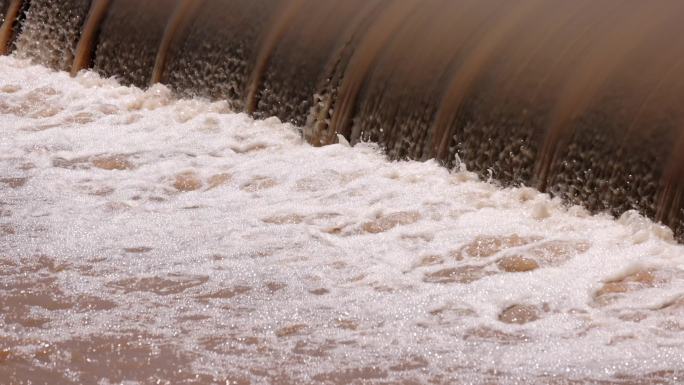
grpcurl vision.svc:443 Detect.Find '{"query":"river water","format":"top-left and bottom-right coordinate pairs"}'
top-left (1, 56), bottom-right (683, 384)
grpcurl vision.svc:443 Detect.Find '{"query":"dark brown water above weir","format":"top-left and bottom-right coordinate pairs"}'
top-left (3, 0), bottom-right (684, 238)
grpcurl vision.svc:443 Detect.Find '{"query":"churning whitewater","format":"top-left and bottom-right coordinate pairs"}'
top-left (1, 56), bottom-right (683, 384)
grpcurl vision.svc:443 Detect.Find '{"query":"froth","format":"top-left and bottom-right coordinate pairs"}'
top-left (1, 56), bottom-right (683, 384)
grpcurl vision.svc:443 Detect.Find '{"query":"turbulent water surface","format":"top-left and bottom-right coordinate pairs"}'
top-left (1, 57), bottom-right (684, 384)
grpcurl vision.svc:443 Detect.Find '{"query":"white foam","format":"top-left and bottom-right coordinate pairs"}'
top-left (1, 56), bottom-right (683, 384)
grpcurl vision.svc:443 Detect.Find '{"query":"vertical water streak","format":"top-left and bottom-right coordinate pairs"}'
top-left (534, 2), bottom-right (674, 192)
top-left (150, 0), bottom-right (201, 85)
top-left (537, 1), bottom-right (684, 221)
top-left (244, 0), bottom-right (307, 115)
top-left (430, 0), bottom-right (544, 161)
top-left (434, 0), bottom-right (603, 184)
top-left (303, 0), bottom-right (382, 146)
top-left (328, 0), bottom-right (420, 142)
top-left (162, 0), bottom-right (284, 110)
top-left (71, 0), bottom-right (109, 76)
top-left (351, 0), bottom-right (495, 161)
top-left (253, 0), bottom-right (372, 125)
top-left (0, 0), bottom-right (23, 55)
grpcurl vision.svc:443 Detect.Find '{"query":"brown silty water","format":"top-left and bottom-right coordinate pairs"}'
top-left (2, 1), bottom-right (684, 384)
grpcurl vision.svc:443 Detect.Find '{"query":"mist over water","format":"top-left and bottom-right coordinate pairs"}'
top-left (1, 57), bottom-right (684, 384)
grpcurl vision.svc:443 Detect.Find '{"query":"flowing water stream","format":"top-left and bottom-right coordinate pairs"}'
top-left (1, 56), bottom-right (684, 384)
